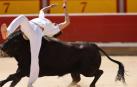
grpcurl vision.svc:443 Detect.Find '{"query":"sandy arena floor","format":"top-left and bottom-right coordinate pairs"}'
top-left (0, 56), bottom-right (137, 87)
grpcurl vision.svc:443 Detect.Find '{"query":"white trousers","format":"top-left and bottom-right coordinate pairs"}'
top-left (7, 15), bottom-right (43, 87)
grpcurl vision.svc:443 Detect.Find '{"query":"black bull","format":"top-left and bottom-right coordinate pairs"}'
top-left (0, 31), bottom-right (125, 87)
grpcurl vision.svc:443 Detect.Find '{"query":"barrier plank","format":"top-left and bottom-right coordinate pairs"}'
top-left (0, 14), bottom-right (137, 43)
top-left (49, 0), bottom-right (117, 13)
top-left (0, 0), bottom-right (40, 14)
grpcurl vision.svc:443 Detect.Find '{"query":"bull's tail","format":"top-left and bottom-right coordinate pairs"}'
top-left (97, 46), bottom-right (126, 83)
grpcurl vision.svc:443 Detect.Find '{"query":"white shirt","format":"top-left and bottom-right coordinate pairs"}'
top-left (30, 10), bottom-right (60, 37)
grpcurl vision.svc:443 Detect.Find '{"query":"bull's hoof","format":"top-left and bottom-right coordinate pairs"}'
top-left (90, 84), bottom-right (95, 87)
top-left (68, 82), bottom-right (81, 87)
top-left (68, 82), bottom-right (76, 87)
top-left (68, 85), bottom-right (81, 87)
top-left (28, 86), bottom-right (33, 87)
top-left (10, 86), bottom-right (15, 87)
top-left (0, 81), bottom-right (3, 87)
top-left (27, 85), bottom-right (34, 87)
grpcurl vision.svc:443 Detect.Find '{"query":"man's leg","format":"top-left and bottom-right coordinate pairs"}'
top-left (0, 15), bottom-right (30, 40)
top-left (28, 34), bottom-right (42, 87)
top-left (28, 39), bottom-right (41, 87)
top-left (1, 15), bottom-right (42, 87)
top-left (7, 16), bottom-right (42, 87)
top-left (20, 23), bottom-right (42, 87)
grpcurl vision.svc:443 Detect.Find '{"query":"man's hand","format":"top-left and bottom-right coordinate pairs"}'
top-left (49, 4), bottom-right (57, 8)
top-left (63, 3), bottom-right (66, 9)
top-left (40, 4), bottom-right (57, 13)
top-left (63, 0), bottom-right (67, 9)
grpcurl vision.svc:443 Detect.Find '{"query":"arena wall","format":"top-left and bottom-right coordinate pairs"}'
top-left (0, 14), bottom-right (137, 43)
top-left (127, 0), bottom-right (137, 12)
top-left (1, 0), bottom-right (137, 14)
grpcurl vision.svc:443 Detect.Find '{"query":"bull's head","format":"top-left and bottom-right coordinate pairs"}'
top-left (1, 31), bottom-right (29, 57)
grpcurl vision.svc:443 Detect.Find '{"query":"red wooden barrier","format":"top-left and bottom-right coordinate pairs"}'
top-left (0, 14), bottom-right (137, 43)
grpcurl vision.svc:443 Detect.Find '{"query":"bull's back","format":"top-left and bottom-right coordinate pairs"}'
top-left (38, 39), bottom-right (101, 76)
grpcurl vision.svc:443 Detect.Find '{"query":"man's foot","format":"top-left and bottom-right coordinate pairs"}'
top-left (1, 23), bottom-right (8, 40)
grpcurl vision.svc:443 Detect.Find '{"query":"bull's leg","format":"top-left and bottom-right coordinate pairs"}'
top-left (0, 68), bottom-right (23, 87)
top-left (10, 74), bottom-right (24, 87)
top-left (0, 73), bottom-right (18, 87)
top-left (90, 70), bottom-right (103, 87)
top-left (69, 73), bottom-right (81, 87)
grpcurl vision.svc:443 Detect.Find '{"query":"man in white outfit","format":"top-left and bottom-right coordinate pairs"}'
top-left (0, 0), bottom-right (70, 87)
